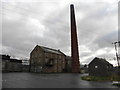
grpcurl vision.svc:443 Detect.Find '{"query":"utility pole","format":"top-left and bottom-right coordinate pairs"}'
top-left (112, 41), bottom-right (120, 67)
top-left (112, 41), bottom-right (120, 86)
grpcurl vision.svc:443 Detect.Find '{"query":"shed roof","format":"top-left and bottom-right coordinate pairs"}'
top-left (89, 57), bottom-right (113, 66)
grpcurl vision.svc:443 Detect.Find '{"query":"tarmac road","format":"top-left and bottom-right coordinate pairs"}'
top-left (2, 72), bottom-right (119, 88)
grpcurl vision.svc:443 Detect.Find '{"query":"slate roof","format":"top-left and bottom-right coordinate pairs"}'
top-left (89, 57), bottom-right (113, 66)
top-left (1, 54), bottom-right (22, 63)
top-left (37, 45), bottom-right (64, 55)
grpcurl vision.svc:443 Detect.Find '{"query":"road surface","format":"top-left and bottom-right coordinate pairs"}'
top-left (2, 72), bottom-right (119, 88)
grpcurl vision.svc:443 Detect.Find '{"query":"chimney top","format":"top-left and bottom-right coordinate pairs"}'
top-left (70, 4), bottom-right (74, 7)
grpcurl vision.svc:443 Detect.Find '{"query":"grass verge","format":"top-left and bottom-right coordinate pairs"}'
top-left (81, 76), bottom-right (120, 81)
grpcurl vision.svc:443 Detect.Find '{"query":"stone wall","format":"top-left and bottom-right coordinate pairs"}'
top-left (2, 59), bottom-right (22, 72)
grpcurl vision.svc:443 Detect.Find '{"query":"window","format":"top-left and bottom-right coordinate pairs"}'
top-left (50, 54), bottom-right (52, 57)
top-left (95, 66), bottom-right (98, 68)
top-left (54, 60), bottom-right (57, 64)
top-left (55, 54), bottom-right (58, 58)
top-left (40, 66), bottom-right (42, 69)
top-left (48, 59), bottom-right (54, 66)
top-left (45, 58), bottom-right (49, 63)
top-left (59, 55), bottom-right (61, 59)
top-left (45, 53), bottom-right (48, 58)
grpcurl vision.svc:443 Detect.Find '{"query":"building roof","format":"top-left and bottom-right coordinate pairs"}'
top-left (37, 45), bottom-right (65, 55)
top-left (0, 54), bottom-right (10, 59)
top-left (89, 57), bottom-right (113, 66)
top-left (0, 54), bottom-right (22, 63)
top-left (9, 59), bottom-right (22, 63)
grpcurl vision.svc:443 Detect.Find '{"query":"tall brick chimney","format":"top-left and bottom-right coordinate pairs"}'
top-left (70, 4), bottom-right (80, 73)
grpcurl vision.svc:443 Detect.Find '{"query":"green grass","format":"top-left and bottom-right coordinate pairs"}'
top-left (112, 81), bottom-right (120, 87)
top-left (112, 83), bottom-right (120, 87)
top-left (81, 75), bottom-right (120, 81)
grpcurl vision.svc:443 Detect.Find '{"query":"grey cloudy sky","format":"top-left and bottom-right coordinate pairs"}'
top-left (1, 0), bottom-right (119, 66)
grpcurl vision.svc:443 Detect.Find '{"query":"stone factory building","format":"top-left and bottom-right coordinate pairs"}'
top-left (29, 45), bottom-right (66, 73)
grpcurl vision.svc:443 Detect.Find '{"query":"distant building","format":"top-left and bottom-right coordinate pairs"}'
top-left (22, 59), bottom-right (29, 65)
top-left (29, 45), bottom-right (66, 73)
top-left (88, 57), bottom-right (114, 77)
top-left (1, 55), bottom-right (22, 72)
top-left (21, 59), bottom-right (30, 72)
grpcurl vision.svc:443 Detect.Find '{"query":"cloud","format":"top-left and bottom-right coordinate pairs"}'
top-left (1, 0), bottom-right (118, 66)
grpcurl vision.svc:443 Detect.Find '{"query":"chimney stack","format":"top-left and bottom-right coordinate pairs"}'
top-left (70, 4), bottom-right (80, 73)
